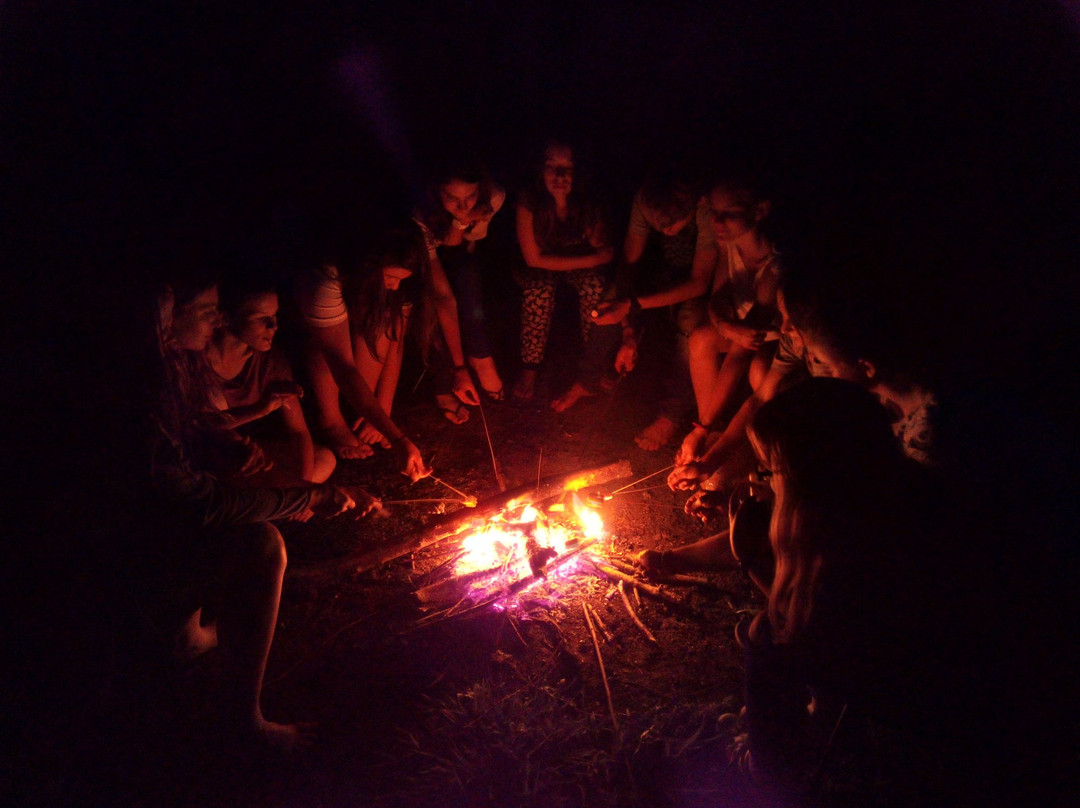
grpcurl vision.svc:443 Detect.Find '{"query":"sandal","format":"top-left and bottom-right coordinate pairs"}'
top-left (435, 395), bottom-right (470, 424)
top-left (482, 386), bottom-right (505, 402)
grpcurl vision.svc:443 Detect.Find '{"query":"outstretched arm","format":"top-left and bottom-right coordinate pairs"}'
top-left (594, 237), bottom-right (717, 325)
top-left (308, 320), bottom-right (429, 480)
top-left (428, 252), bottom-right (480, 405)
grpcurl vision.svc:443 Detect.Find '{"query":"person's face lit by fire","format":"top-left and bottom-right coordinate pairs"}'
top-left (382, 265), bottom-right (413, 292)
top-left (439, 179), bottom-right (480, 222)
top-left (231, 292), bottom-right (279, 353)
top-left (799, 327), bottom-right (872, 386)
top-left (171, 286), bottom-right (220, 352)
top-left (542, 145), bottom-right (574, 199)
top-left (706, 186), bottom-right (766, 243)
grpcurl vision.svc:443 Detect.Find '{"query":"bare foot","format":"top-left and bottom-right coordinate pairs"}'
top-left (512, 369), bottom-right (537, 402)
top-left (321, 423), bottom-right (373, 460)
top-left (435, 393), bottom-right (469, 424)
top-left (469, 355), bottom-right (504, 400)
top-left (635, 415), bottom-right (679, 451)
top-left (174, 609), bottom-right (218, 662)
top-left (550, 382), bottom-right (594, 412)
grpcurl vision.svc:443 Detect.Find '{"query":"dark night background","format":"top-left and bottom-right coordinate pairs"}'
top-left (4, 0), bottom-right (1080, 804)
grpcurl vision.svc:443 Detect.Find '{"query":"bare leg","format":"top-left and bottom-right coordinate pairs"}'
top-left (700, 345), bottom-right (754, 429)
top-left (305, 344), bottom-right (366, 458)
top-left (688, 325), bottom-right (728, 422)
top-left (354, 330), bottom-right (397, 443)
top-left (216, 522), bottom-right (311, 752)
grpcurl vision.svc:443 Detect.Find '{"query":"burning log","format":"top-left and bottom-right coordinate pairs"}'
top-left (353, 459), bottom-right (632, 574)
top-left (412, 539), bottom-right (597, 622)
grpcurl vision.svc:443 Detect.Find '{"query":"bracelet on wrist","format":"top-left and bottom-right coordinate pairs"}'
top-left (453, 364), bottom-right (468, 372)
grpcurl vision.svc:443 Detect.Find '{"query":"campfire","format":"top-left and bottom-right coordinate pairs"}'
top-left (417, 491), bottom-right (607, 614)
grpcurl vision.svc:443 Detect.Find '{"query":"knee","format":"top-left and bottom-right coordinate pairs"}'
top-left (249, 522), bottom-right (287, 573)
top-left (311, 445), bottom-right (337, 484)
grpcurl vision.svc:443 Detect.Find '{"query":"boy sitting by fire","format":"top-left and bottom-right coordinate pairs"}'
top-left (580, 164), bottom-right (717, 451)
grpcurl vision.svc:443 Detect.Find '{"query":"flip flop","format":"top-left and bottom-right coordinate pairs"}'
top-left (482, 386), bottom-right (505, 402)
top-left (437, 399), bottom-right (470, 424)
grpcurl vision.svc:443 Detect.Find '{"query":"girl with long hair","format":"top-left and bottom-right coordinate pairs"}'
top-left (413, 159), bottom-right (506, 415)
top-left (739, 378), bottom-right (946, 800)
top-left (513, 140), bottom-right (615, 401)
top-left (296, 226), bottom-right (431, 477)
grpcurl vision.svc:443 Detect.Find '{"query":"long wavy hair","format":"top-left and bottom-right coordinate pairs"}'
top-left (342, 226), bottom-right (434, 362)
top-left (523, 139), bottom-right (603, 251)
top-left (748, 378), bottom-right (913, 644)
top-left (150, 276), bottom-right (219, 472)
top-left (415, 159), bottom-right (499, 243)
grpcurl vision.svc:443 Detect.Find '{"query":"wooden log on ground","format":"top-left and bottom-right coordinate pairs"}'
top-left (352, 459), bottom-right (633, 574)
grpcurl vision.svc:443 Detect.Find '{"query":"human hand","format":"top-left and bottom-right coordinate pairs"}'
top-left (235, 436), bottom-right (273, 476)
top-left (668, 462), bottom-right (708, 491)
top-left (614, 343), bottom-right (638, 374)
top-left (452, 367), bottom-right (480, 406)
top-left (259, 380), bottom-right (304, 414)
top-left (675, 425), bottom-right (708, 466)
top-left (595, 246), bottom-right (615, 265)
top-left (393, 437), bottom-right (431, 482)
top-left (720, 321), bottom-right (766, 350)
top-left (635, 548), bottom-right (668, 576)
top-left (592, 299), bottom-right (630, 326)
top-left (684, 488), bottom-right (727, 524)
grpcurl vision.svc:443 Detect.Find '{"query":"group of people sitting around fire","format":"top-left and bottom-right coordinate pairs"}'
top-left (143, 139), bottom-right (1052, 804)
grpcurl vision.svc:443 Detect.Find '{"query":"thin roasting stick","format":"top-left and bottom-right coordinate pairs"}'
top-left (582, 603), bottom-right (619, 733)
top-left (612, 482), bottom-right (672, 495)
top-left (610, 464), bottom-right (677, 495)
top-left (618, 581), bottom-right (658, 644)
top-left (429, 475), bottom-right (472, 501)
top-left (381, 498), bottom-right (472, 506)
top-left (476, 398), bottom-right (507, 492)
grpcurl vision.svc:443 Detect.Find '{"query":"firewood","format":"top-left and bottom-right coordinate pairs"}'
top-left (589, 563), bottom-right (686, 608)
top-left (618, 580), bottom-right (658, 645)
top-left (352, 459), bottom-right (632, 574)
top-left (582, 603), bottom-right (619, 734)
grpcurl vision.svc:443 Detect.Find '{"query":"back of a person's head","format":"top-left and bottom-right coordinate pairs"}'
top-left (780, 222), bottom-right (940, 392)
top-left (217, 271), bottom-right (276, 320)
top-left (751, 377), bottom-right (904, 498)
top-left (639, 164), bottom-right (698, 229)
